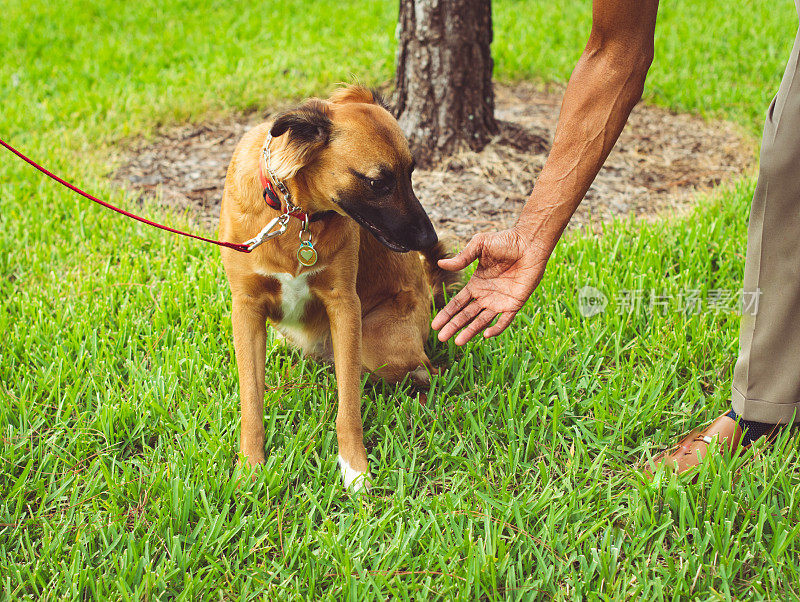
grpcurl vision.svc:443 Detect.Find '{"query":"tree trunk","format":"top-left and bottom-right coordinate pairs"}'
top-left (394, 0), bottom-right (498, 165)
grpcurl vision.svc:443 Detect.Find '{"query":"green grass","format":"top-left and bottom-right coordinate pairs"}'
top-left (2, 0), bottom-right (800, 599)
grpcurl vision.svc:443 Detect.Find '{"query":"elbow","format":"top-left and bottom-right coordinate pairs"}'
top-left (628, 48), bottom-right (653, 103)
top-left (585, 36), bottom-right (653, 101)
top-left (586, 25), bottom-right (654, 75)
top-left (635, 44), bottom-right (655, 87)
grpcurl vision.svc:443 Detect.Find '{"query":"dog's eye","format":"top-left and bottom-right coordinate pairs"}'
top-left (369, 178), bottom-right (391, 193)
top-left (351, 169), bottom-right (395, 194)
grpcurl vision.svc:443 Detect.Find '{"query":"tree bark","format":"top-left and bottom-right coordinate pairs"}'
top-left (394, 0), bottom-right (498, 165)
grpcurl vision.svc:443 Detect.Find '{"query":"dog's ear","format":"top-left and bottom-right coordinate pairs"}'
top-left (329, 85), bottom-right (392, 112)
top-left (368, 89), bottom-right (392, 112)
top-left (268, 99), bottom-right (332, 179)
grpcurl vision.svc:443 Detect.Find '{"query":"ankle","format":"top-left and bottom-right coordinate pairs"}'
top-left (726, 408), bottom-right (780, 446)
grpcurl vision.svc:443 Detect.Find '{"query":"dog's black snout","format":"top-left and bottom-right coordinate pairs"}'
top-left (414, 222), bottom-right (438, 250)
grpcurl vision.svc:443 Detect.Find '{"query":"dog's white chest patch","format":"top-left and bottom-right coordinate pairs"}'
top-left (273, 272), bottom-right (314, 326)
top-left (259, 270), bottom-right (324, 354)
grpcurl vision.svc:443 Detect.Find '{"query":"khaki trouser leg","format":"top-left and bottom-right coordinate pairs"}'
top-left (732, 19), bottom-right (800, 424)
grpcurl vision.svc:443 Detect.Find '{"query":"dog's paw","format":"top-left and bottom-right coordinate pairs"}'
top-left (338, 455), bottom-right (371, 493)
top-left (409, 366), bottom-right (431, 389)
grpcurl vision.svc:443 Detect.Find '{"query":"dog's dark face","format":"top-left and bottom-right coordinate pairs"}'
top-left (268, 86), bottom-right (437, 252)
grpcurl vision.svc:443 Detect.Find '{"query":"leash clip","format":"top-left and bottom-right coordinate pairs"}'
top-left (243, 214), bottom-right (291, 251)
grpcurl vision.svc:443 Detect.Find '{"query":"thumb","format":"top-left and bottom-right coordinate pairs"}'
top-left (437, 234), bottom-right (484, 272)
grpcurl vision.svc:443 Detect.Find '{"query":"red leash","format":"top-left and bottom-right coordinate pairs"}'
top-left (0, 137), bottom-right (253, 253)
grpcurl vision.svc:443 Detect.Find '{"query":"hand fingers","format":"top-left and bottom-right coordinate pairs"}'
top-left (483, 311), bottom-right (517, 339)
top-left (454, 308), bottom-right (498, 346)
top-left (431, 284), bottom-right (475, 331)
top-left (436, 234), bottom-right (483, 272)
top-left (436, 299), bottom-right (482, 342)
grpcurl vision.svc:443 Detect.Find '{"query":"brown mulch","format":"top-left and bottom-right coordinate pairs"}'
top-left (112, 83), bottom-right (755, 244)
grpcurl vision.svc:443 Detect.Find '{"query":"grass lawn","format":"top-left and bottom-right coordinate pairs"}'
top-left (2, 0), bottom-right (800, 599)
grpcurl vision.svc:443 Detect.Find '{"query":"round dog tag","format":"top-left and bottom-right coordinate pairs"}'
top-left (297, 240), bottom-right (318, 267)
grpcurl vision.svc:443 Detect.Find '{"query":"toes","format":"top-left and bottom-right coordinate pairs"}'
top-left (349, 473), bottom-right (371, 493)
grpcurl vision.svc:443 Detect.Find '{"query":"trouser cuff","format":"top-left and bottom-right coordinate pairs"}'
top-left (732, 386), bottom-right (800, 424)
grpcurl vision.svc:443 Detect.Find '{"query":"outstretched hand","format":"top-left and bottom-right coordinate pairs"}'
top-left (431, 228), bottom-right (551, 345)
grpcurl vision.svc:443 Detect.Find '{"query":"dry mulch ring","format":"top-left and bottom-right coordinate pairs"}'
top-left (114, 83), bottom-right (755, 245)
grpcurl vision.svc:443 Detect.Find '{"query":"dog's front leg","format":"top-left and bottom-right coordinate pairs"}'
top-left (319, 287), bottom-right (369, 491)
top-left (231, 295), bottom-right (268, 467)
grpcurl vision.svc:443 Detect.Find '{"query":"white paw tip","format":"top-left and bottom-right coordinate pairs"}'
top-left (338, 455), bottom-right (371, 492)
top-left (409, 367), bottom-right (431, 387)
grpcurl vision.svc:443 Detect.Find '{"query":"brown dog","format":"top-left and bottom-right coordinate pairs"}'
top-left (219, 86), bottom-right (458, 491)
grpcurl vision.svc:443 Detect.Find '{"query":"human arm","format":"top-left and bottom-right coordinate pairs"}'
top-left (432, 0), bottom-right (659, 344)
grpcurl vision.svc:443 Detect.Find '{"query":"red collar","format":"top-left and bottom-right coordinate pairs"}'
top-left (258, 162), bottom-right (308, 220)
top-left (258, 157), bottom-right (337, 224)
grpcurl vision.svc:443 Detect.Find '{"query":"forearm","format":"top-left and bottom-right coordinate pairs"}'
top-left (516, 43), bottom-right (653, 252)
top-left (433, 0), bottom-right (659, 343)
